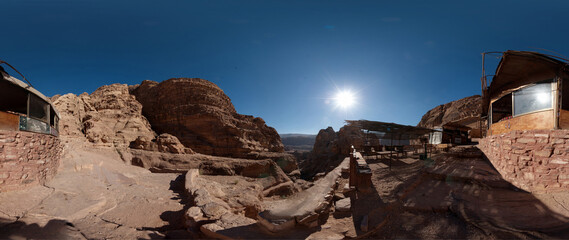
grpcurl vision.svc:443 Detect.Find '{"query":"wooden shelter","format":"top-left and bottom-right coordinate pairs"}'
top-left (481, 51), bottom-right (569, 135)
top-left (346, 120), bottom-right (435, 167)
top-left (0, 62), bottom-right (60, 136)
top-left (429, 122), bottom-right (471, 144)
top-left (346, 120), bottom-right (434, 141)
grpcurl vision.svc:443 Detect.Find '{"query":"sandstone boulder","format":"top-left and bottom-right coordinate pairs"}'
top-left (130, 78), bottom-right (285, 158)
top-left (335, 198), bottom-right (351, 212)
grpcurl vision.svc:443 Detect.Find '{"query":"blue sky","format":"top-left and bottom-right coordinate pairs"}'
top-left (2, 0), bottom-right (569, 134)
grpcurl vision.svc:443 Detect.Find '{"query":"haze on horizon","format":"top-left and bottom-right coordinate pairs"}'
top-left (2, 0), bottom-right (569, 134)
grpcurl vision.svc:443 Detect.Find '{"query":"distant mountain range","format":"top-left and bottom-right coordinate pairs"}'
top-left (279, 133), bottom-right (317, 152)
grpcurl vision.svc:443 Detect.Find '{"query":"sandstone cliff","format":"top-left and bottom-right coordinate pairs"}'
top-left (417, 95), bottom-right (482, 130)
top-left (52, 84), bottom-right (157, 147)
top-left (52, 79), bottom-right (297, 174)
top-left (130, 78), bottom-right (286, 159)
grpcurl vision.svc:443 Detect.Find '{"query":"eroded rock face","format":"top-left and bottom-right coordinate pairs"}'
top-left (417, 95), bottom-right (482, 128)
top-left (300, 126), bottom-right (367, 179)
top-left (52, 84), bottom-right (157, 147)
top-left (130, 133), bottom-right (194, 154)
top-left (52, 93), bottom-right (89, 137)
top-left (130, 78), bottom-right (285, 158)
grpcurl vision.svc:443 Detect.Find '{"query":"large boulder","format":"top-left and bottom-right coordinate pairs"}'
top-left (130, 78), bottom-right (285, 159)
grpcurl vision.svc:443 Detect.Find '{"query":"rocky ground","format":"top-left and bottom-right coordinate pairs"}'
top-left (357, 146), bottom-right (569, 239)
top-left (2, 140), bottom-right (569, 239)
top-left (0, 137), bottom-right (191, 239)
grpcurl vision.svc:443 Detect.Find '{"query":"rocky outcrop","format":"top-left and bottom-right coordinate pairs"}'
top-left (417, 95), bottom-right (482, 128)
top-left (52, 84), bottom-right (157, 147)
top-left (130, 78), bottom-right (285, 159)
top-left (53, 79), bottom-right (297, 174)
top-left (300, 126), bottom-right (368, 179)
top-left (51, 93), bottom-right (89, 137)
top-left (130, 133), bottom-right (194, 154)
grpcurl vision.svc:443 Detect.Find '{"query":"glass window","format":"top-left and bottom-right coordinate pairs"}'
top-left (0, 81), bottom-right (28, 115)
top-left (491, 93), bottom-right (512, 124)
top-left (513, 81), bottom-right (553, 116)
top-left (28, 94), bottom-right (49, 122)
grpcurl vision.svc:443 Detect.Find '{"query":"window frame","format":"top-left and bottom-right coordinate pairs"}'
top-left (512, 79), bottom-right (555, 118)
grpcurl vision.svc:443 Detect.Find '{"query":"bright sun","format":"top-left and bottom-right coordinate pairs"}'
top-left (334, 90), bottom-right (355, 109)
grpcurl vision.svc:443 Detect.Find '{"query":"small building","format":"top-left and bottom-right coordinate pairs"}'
top-left (0, 62), bottom-right (62, 192)
top-left (479, 50), bottom-right (569, 193)
top-left (428, 122), bottom-right (470, 145)
top-left (482, 50), bottom-right (569, 135)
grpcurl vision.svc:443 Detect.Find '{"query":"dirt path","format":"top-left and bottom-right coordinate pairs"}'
top-left (0, 138), bottom-right (190, 239)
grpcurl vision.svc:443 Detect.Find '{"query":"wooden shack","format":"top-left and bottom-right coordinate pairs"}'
top-left (0, 65), bottom-right (60, 135)
top-left (0, 62), bottom-right (62, 191)
top-left (482, 51), bottom-right (569, 135)
top-left (429, 122), bottom-right (470, 145)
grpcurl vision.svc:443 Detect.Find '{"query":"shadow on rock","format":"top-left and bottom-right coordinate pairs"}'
top-left (139, 174), bottom-right (196, 239)
top-left (0, 218), bottom-right (86, 239)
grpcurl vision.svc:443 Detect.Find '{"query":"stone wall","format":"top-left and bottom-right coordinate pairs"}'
top-left (479, 129), bottom-right (569, 193)
top-left (0, 130), bottom-right (62, 192)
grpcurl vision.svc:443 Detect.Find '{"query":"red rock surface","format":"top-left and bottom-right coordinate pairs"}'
top-left (130, 78), bottom-right (285, 159)
top-left (301, 126), bottom-right (371, 178)
top-left (417, 95), bottom-right (482, 128)
top-left (52, 84), bottom-right (157, 147)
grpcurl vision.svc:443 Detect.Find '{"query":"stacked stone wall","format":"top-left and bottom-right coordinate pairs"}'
top-left (0, 130), bottom-right (62, 192)
top-left (479, 129), bottom-right (569, 193)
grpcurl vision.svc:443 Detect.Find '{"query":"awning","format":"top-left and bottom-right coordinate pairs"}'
top-left (346, 120), bottom-right (435, 140)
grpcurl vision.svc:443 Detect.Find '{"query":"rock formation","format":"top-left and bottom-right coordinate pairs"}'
top-left (52, 84), bottom-right (157, 147)
top-left (130, 78), bottom-right (294, 165)
top-left (52, 79), bottom-right (297, 174)
top-left (130, 133), bottom-right (194, 154)
top-left (300, 126), bottom-right (368, 179)
top-left (417, 95), bottom-right (482, 128)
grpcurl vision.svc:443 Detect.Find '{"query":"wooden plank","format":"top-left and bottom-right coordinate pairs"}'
top-left (0, 111), bottom-right (20, 131)
top-left (489, 110), bottom-right (554, 135)
top-left (559, 110), bottom-right (569, 129)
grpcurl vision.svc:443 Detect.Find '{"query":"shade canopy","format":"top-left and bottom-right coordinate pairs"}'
top-left (346, 120), bottom-right (435, 140)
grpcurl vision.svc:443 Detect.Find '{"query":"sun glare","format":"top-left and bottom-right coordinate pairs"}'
top-left (334, 90), bottom-right (355, 109)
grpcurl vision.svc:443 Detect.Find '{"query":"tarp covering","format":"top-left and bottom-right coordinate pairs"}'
top-left (346, 120), bottom-right (435, 140)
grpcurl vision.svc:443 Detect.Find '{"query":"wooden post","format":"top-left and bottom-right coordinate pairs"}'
top-left (349, 145), bottom-right (356, 187)
top-left (389, 133), bottom-right (393, 171)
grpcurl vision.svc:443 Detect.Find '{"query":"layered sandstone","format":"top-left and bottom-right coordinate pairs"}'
top-left (130, 78), bottom-right (285, 159)
top-left (52, 84), bottom-right (157, 147)
top-left (52, 79), bottom-right (296, 174)
top-left (417, 95), bottom-right (482, 129)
